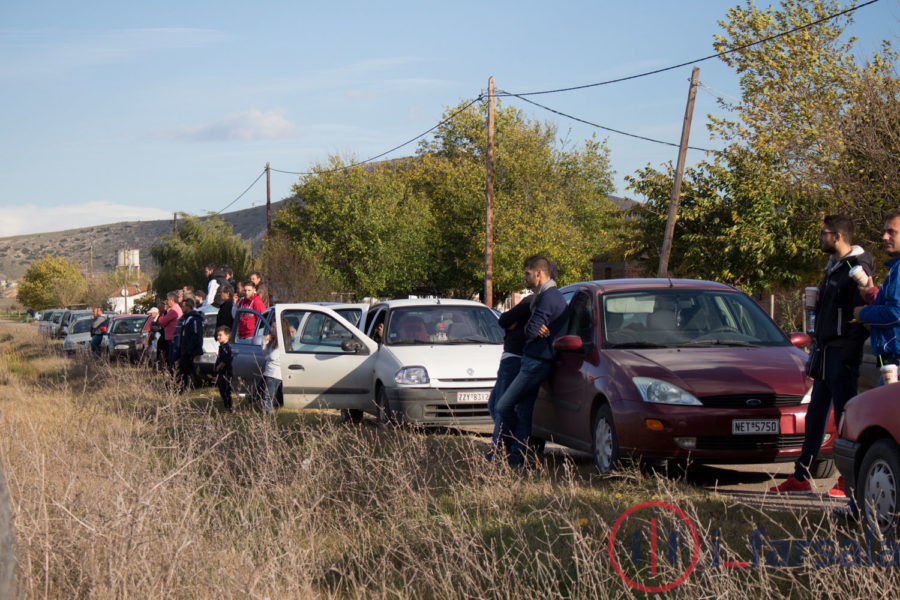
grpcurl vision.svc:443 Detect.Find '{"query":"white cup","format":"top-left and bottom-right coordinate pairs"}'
top-left (849, 265), bottom-right (868, 287)
top-left (882, 364), bottom-right (898, 385)
top-left (804, 286), bottom-right (818, 310)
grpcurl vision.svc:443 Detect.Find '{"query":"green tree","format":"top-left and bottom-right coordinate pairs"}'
top-left (17, 255), bottom-right (86, 310)
top-left (149, 214), bottom-right (251, 298)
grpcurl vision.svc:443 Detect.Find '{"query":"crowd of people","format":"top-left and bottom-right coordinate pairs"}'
top-left (87, 264), bottom-right (279, 414)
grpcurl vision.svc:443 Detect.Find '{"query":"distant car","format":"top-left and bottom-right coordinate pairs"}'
top-left (230, 299), bottom-right (503, 426)
top-left (530, 279), bottom-right (830, 474)
top-left (106, 315), bottom-right (151, 362)
top-left (57, 309), bottom-right (92, 339)
top-left (834, 384), bottom-right (900, 536)
top-left (62, 317), bottom-right (94, 355)
top-left (38, 310), bottom-right (64, 336)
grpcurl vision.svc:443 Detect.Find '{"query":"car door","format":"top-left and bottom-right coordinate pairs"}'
top-left (230, 307), bottom-right (271, 394)
top-left (276, 304), bottom-right (378, 410)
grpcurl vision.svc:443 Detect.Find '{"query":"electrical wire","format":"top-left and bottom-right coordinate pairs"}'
top-left (215, 168), bottom-right (267, 215)
top-left (269, 95), bottom-right (486, 176)
top-left (500, 89), bottom-right (715, 152)
top-left (495, 0), bottom-right (880, 98)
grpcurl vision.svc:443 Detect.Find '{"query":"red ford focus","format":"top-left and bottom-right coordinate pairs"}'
top-left (531, 279), bottom-right (833, 474)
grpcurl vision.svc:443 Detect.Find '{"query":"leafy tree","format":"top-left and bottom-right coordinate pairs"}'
top-left (253, 233), bottom-right (336, 303)
top-left (17, 255), bottom-right (86, 310)
top-left (277, 100), bottom-right (625, 301)
top-left (149, 214), bottom-right (251, 298)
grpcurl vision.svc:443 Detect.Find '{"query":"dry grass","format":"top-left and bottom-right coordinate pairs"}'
top-left (2, 322), bottom-right (900, 598)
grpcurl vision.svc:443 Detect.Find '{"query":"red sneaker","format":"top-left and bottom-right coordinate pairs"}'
top-left (827, 476), bottom-right (846, 498)
top-left (769, 476), bottom-right (811, 494)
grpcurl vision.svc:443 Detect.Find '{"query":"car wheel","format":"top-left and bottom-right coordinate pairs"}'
top-left (591, 403), bottom-right (619, 474)
top-left (810, 457), bottom-right (836, 479)
top-left (375, 386), bottom-right (397, 426)
top-left (857, 438), bottom-right (900, 537)
top-left (341, 409), bottom-right (364, 424)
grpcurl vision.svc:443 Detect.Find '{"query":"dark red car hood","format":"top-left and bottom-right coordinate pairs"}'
top-left (612, 346), bottom-right (810, 397)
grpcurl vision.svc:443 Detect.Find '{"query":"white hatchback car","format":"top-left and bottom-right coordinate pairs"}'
top-left (231, 299), bottom-right (503, 427)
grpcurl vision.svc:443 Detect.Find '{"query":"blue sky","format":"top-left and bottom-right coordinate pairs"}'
top-left (1, 0), bottom-right (897, 237)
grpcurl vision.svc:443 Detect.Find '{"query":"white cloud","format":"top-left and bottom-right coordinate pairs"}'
top-left (0, 202), bottom-right (172, 238)
top-left (157, 109), bottom-right (299, 142)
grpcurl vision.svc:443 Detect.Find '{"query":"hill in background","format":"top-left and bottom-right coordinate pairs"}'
top-left (0, 201), bottom-right (286, 281)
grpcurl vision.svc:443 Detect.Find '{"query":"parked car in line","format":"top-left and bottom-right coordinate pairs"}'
top-left (230, 299), bottom-right (503, 426)
top-left (38, 309), bottom-right (65, 336)
top-left (62, 317), bottom-right (94, 355)
top-left (106, 314), bottom-right (151, 363)
top-left (530, 279), bottom-right (830, 474)
top-left (834, 384), bottom-right (900, 536)
top-left (310, 302), bottom-right (370, 327)
top-left (57, 309), bottom-right (92, 339)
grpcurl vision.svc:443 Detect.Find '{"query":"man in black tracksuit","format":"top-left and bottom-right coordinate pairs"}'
top-left (177, 298), bottom-right (205, 393)
top-left (771, 215), bottom-right (873, 496)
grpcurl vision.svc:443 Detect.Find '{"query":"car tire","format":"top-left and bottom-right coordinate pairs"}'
top-left (591, 403), bottom-right (619, 474)
top-left (341, 409), bottom-right (364, 424)
top-left (856, 438), bottom-right (900, 537)
top-left (810, 457), bottom-right (836, 479)
top-left (375, 386), bottom-right (397, 426)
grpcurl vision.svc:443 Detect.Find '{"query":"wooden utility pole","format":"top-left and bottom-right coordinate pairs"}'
top-left (484, 76), bottom-right (495, 308)
top-left (657, 67), bottom-right (700, 278)
top-left (266, 162), bottom-right (272, 238)
top-left (173, 213), bottom-right (177, 233)
top-left (89, 243), bottom-right (94, 281)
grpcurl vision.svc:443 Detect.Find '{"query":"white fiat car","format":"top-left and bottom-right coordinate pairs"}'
top-left (231, 299), bottom-right (503, 427)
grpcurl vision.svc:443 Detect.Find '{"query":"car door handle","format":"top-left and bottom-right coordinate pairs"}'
top-left (289, 364), bottom-right (304, 370)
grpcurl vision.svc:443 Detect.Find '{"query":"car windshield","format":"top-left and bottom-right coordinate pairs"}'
top-left (601, 289), bottom-right (789, 348)
top-left (385, 306), bottom-right (503, 346)
top-left (72, 318), bottom-right (93, 334)
top-left (111, 317), bottom-right (147, 334)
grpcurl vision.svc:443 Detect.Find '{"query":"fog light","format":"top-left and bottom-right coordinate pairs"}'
top-left (645, 419), bottom-right (665, 431)
top-left (674, 437), bottom-right (697, 449)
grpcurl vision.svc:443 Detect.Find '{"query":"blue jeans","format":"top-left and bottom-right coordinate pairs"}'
top-left (262, 376), bottom-right (280, 415)
top-left (489, 355), bottom-right (522, 451)
top-left (90, 334), bottom-right (103, 358)
top-left (494, 356), bottom-right (553, 466)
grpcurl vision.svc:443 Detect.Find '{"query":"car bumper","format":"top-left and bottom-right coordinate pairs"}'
top-left (612, 403), bottom-right (832, 464)
top-left (833, 438), bottom-right (860, 487)
top-left (385, 386), bottom-right (493, 427)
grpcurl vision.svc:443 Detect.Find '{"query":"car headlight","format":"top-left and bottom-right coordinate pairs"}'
top-left (632, 377), bottom-right (702, 406)
top-left (801, 386), bottom-right (812, 404)
top-left (395, 366), bottom-right (429, 385)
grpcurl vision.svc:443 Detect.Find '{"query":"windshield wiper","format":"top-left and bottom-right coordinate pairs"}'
top-left (678, 339), bottom-right (755, 347)
top-left (445, 337), bottom-right (498, 344)
top-left (606, 342), bottom-right (671, 349)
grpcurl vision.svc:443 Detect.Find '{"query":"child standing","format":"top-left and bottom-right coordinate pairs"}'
top-left (214, 326), bottom-right (234, 413)
top-left (261, 328), bottom-right (282, 415)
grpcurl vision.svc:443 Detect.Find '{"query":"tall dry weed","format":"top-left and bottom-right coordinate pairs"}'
top-left (2, 323), bottom-right (900, 598)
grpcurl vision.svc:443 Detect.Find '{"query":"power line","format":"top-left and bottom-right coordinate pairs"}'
top-left (501, 89), bottom-right (714, 152)
top-left (270, 95), bottom-right (486, 176)
top-left (215, 168), bottom-right (266, 215)
top-left (496, 0), bottom-right (880, 98)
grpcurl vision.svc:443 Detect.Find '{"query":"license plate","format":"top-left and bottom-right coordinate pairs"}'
top-left (732, 419), bottom-right (779, 434)
top-left (115, 344), bottom-right (129, 350)
top-left (457, 391), bottom-right (489, 403)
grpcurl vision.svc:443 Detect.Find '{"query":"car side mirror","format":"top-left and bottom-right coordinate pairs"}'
top-left (341, 339), bottom-right (368, 355)
top-left (553, 335), bottom-right (584, 353)
top-left (789, 332), bottom-right (812, 348)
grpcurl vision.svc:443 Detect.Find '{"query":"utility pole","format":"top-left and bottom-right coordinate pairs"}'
top-left (89, 243), bottom-right (94, 281)
top-left (657, 67), bottom-right (700, 278)
top-left (484, 76), bottom-right (495, 308)
top-left (266, 162), bottom-right (272, 239)
top-left (173, 212), bottom-right (177, 233)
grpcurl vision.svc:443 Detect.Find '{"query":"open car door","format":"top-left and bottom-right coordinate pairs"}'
top-left (276, 304), bottom-right (378, 410)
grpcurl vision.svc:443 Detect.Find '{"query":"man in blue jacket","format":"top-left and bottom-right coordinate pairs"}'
top-left (856, 209), bottom-right (900, 377)
top-left (493, 255), bottom-right (568, 467)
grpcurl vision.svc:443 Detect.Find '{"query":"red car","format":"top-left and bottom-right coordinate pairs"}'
top-left (531, 279), bottom-right (832, 473)
top-left (834, 384), bottom-right (900, 535)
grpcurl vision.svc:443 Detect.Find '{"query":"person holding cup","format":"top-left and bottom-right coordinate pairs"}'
top-left (771, 215), bottom-right (873, 496)
top-left (855, 209), bottom-right (900, 385)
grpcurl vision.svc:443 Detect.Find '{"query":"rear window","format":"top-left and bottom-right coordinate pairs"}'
top-left (385, 306), bottom-right (503, 346)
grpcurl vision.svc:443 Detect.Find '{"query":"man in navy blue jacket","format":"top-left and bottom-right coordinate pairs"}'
top-left (494, 255), bottom-right (568, 466)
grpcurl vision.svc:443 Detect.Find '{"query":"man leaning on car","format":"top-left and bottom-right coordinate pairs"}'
top-left (771, 215), bottom-right (873, 496)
